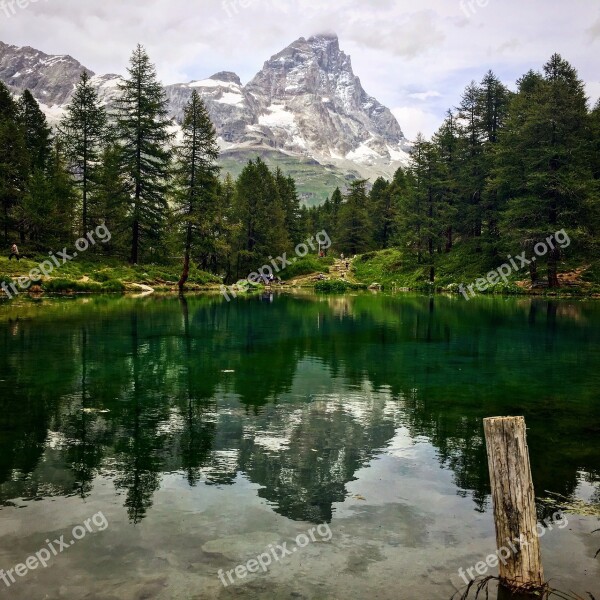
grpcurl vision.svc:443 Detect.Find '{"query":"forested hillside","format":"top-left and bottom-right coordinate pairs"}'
top-left (307, 55), bottom-right (600, 291)
top-left (1, 48), bottom-right (598, 293)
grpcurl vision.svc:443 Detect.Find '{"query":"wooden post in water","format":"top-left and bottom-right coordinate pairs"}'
top-left (483, 416), bottom-right (544, 593)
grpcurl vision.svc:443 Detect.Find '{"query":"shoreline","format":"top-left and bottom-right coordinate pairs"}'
top-left (2, 284), bottom-right (599, 304)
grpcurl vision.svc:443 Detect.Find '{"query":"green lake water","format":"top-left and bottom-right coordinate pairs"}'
top-left (0, 293), bottom-right (598, 599)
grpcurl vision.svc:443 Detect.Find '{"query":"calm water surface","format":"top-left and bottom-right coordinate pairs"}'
top-left (0, 293), bottom-right (598, 599)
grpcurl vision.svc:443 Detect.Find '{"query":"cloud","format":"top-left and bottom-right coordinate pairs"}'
top-left (587, 17), bottom-right (600, 41)
top-left (585, 81), bottom-right (600, 108)
top-left (392, 106), bottom-right (442, 139)
top-left (344, 10), bottom-right (446, 58)
top-left (0, 0), bottom-right (597, 140)
top-left (409, 91), bottom-right (442, 101)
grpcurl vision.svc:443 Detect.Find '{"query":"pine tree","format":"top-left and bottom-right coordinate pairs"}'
top-left (214, 173), bottom-right (239, 280)
top-left (591, 100), bottom-right (600, 182)
top-left (479, 71), bottom-right (510, 145)
top-left (116, 44), bottom-right (172, 264)
top-left (456, 81), bottom-right (486, 246)
top-left (329, 186), bottom-right (343, 241)
top-left (17, 90), bottom-right (52, 174)
top-left (496, 56), bottom-right (592, 287)
top-left (173, 90), bottom-right (220, 289)
top-left (60, 72), bottom-right (107, 234)
top-left (433, 111), bottom-right (460, 251)
top-left (478, 72), bottom-right (511, 248)
top-left (274, 168), bottom-right (302, 245)
top-left (586, 100), bottom-right (600, 255)
top-left (397, 135), bottom-right (427, 264)
top-left (21, 139), bottom-right (77, 247)
top-left (234, 158), bottom-right (289, 278)
top-left (0, 83), bottom-right (28, 243)
top-left (338, 180), bottom-right (373, 255)
top-left (398, 134), bottom-right (454, 281)
top-left (369, 176), bottom-right (396, 249)
top-left (93, 144), bottom-right (130, 256)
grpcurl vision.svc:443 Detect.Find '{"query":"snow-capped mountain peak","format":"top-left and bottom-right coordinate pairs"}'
top-left (0, 35), bottom-right (411, 200)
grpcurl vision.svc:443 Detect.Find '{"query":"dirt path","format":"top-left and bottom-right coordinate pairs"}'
top-left (283, 257), bottom-right (357, 288)
top-left (329, 258), bottom-right (356, 281)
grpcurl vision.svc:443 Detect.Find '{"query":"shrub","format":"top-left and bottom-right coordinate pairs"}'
top-left (314, 280), bottom-right (366, 293)
top-left (101, 280), bottom-right (126, 293)
top-left (280, 256), bottom-right (334, 280)
top-left (42, 279), bottom-right (103, 294)
top-left (357, 252), bottom-right (378, 263)
top-left (0, 274), bottom-right (14, 299)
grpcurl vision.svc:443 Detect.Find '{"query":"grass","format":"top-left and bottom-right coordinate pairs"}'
top-left (0, 253), bottom-right (220, 300)
top-left (351, 241), bottom-right (600, 297)
top-left (279, 255), bottom-right (335, 281)
top-left (314, 279), bottom-right (367, 293)
top-left (540, 491), bottom-right (600, 517)
top-left (453, 576), bottom-right (596, 600)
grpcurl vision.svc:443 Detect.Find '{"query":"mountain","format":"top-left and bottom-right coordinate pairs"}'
top-left (0, 35), bottom-right (410, 203)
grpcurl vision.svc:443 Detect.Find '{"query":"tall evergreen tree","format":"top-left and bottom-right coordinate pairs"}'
top-left (21, 139), bottom-right (77, 246)
top-left (329, 186), bottom-right (343, 241)
top-left (234, 158), bottom-right (289, 279)
top-left (495, 56), bottom-right (592, 287)
top-left (456, 81), bottom-right (486, 246)
top-left (478, 72), bottom-right (511, 248)
top-left (17, 90), bottom-right (52, 174)
top-left (0, 83), bottom-right (28, 243)
top-left (591, 100), bottom-right (600, 182)
top-left (60, 72), bottom-right (107, 234)
top-left (434, 110), bottom-right (460, 252)
top-left (93, 144), bottom-right (130, 256)
top-left (479, 71), bottom-right (510, 145)
top-left (398, 135), bottom-right (453, 281)
top-left (275, 168), bottom-right (302, 245)
top-left (369, 176), bottom-right (396, 249)
top-left (338, 180), bottom-right (373, 255)
top-left (116, 44), bottom-right (172, 264)
top-left (173, 91), bottom-right (220, 289)
top-left (214, 173), bottom-right (239, 280)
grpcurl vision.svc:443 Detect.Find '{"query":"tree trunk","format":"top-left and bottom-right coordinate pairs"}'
top-left (178, 223), bottom-right (193, 290)
top-left (483, 416), bottom-right (544, 593)
top-left (548, 200), bottom-right (559, 288)
top-left (131, 218), bottom-right (139, 264)
top-left (179, 251), bottom-right (190, 291)
top-left (3, 203), bottom-right (8, 244)
top-left (529, 260), bottom-right (538, 285)
top-left (547, 247), bottom-right (560, 288)
top-left (445, 226), bottom-right (453, 253)
top-left (83, 139), bottom-right (88, 236)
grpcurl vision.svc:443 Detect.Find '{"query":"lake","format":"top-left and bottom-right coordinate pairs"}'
top-left (0, 293), bottom-right (598, 599)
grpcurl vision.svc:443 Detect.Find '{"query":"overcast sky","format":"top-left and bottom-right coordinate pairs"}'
top-left (1, 0), bottom-right (598, 138)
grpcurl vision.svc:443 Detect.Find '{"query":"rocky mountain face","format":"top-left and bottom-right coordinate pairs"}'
top-left (0, 35), bottom-right (410, 201)
top-left (244, 34), bottom-right (409, 162)
top-left (0, 40), bottom-right (92, 105)
top-left (163, 34), bottom-right (411, 173)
